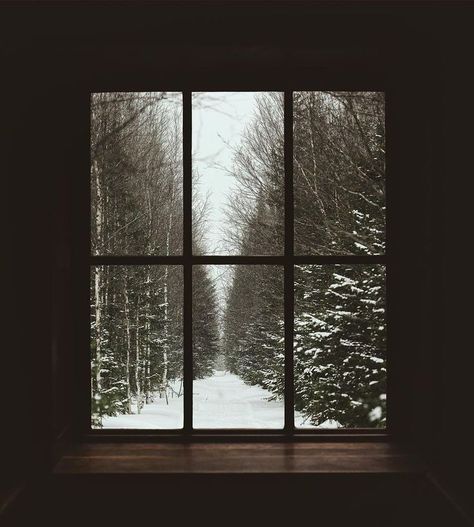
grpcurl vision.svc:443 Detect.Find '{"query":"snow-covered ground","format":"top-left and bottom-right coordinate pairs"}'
top-left (193, 371), bottom-right (284, 429)
top-left (101, 371), bottom-right (329, 429)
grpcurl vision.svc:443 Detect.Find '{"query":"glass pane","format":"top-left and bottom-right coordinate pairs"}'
top-left (294, 91), bottom-right (385, 255)
top-left (294, 264), bottom-right (386, 428)
top-left (192, 92), bottom-right (284, 255)
top-left (91, 92), bottom-right (182, 255)
top-left (91, 265), bottom-right (183, 429)
top-left (193, 265), bottom-right (284, 428)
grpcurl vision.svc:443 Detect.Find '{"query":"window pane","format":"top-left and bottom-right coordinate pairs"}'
top-left (294, 91), bottom-right (385, 255)
top-left (193, 265), bottom-right (284, 428)
top-left (91, 92), bottom-right (182, 255)
top-left (294, 264), bottom-right (386, 428)
top-left (192, 92), bottom-right (284, 255)
top-left (91, 265), bottom-right (183, 429)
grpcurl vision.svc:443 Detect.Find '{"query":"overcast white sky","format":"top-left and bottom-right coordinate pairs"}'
top-left (192, 91), bottom-right (259, 255)
top-left (192, 92), bottom-right (261, 311)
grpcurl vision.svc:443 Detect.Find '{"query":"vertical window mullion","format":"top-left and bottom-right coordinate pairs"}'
top-left (284, 91), bottom-right (295, 434)
top-left (183, 91), bottom-right (193, 433)
top-left (384, 91), bottom-right (393, 435)
top-left (85, 92), bottom-right (93, 434)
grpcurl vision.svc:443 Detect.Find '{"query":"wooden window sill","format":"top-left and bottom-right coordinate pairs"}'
top-left (53, 442), bottom-right (424, 475)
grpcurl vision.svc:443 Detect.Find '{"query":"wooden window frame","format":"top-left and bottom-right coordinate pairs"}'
top-left (82, 88), bottom-right (391, 441)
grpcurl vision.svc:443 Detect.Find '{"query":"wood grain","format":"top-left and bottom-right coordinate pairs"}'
top-left (54, 442), bottom-right (424, 475)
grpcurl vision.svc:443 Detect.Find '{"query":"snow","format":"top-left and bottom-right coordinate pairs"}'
top-left (100, 380), bottom-right (184, 429)
top-left (310, 419), bottom-right (340, 429)
top-left (370, 356), bottom-right (384, 364)
top-left (194, 371), bottom-right (284, 429)
top-left (369, 406), bottom-right (382, 422)
top-left (354, 241), bottom-right (368, 251)
top-left (101, 371), bottom-right (316, 429)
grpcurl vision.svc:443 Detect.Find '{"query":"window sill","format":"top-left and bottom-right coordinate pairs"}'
top-left (53, 442), bottom-right (423, 475)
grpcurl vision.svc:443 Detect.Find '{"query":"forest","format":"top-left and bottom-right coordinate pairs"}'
top-left (90, 93), bottom-right (220, 426)
top-left (90, 91), bottom-right (386, 429)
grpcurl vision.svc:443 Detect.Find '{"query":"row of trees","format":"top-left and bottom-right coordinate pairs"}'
top-left (294, 91), bottom-right (385, 255)
top-left (91, 265), bottom-right (183, 425)
top-left (91, 92), bottom-right (220, 427)
top-left (223, 266), bottom-right (284, 398)
top-left (223, 91), bottom-right (386, 427)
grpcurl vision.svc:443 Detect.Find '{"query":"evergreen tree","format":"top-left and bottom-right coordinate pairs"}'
top-left (192, 265), bottom-right (221, 379)
top-left (223, 265), bottom-right (284, 398)
top-left (294, 264), bottom-right (386, 427)
top-left (90, 92), bottom-right (218, 427)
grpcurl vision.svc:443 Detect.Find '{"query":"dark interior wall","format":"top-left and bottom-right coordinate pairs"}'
top-left (1, 2), bottom-right (473, 522)
top-left (436, 15), bottom-right (474, 517)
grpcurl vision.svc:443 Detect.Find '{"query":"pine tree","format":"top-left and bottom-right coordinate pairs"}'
top-left (223, 265), bottom-right (284, 398)
top-left (192, 265), bottom-right (221, 379)
top-left (294, 264), bottom-right (386, 427)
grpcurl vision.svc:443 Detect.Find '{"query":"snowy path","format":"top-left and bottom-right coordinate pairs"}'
top-left (101, 371), bottom-right (312, 429)
top-left (193, 371), bottom-right (285, 428)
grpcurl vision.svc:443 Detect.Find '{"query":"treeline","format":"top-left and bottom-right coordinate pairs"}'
top-left (223, 266), bottom-right (284, 398)
top-left (223, 91), bottom-right (386, 427)
top-left (90, 92), bottom-right (219, 427)
top-left (192, 265), bottom-right (221, 379)
top-left (90, 265), bottom-right (183, 425)
top-left (294, 91), bottom-right (385, 255)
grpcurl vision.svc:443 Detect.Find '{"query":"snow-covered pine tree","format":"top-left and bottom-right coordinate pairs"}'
top-left (294, 264), bottom-right (386, 428)
top-left (223, 265), bottom-right (284, 398)
top-left (192, 265), bottom-right (221, 379)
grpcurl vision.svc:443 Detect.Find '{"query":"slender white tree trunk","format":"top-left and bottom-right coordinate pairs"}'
top-left (144, 186), bottom-right (153, 404)
top-left (93, 159), bottom-right (103, 400)
top-left (94, 267), bottom-right (102, 395)
top-left (135, 294), bottom-right (142, 414)
top-left (123, 272), bottom-right (132, 414)
top-left (162, 204), bottom-right (173, 400)
top-left (162, 256), bottom-right (169, 397)
top-left (307, 96), bottom-right (328, 227)
top-left (145, 269), bottom-right (151, 404)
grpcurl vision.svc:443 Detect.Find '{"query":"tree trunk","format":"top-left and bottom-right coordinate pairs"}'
top-left (123, 272), bottom-right (132, 414)
top-left (135, 294), bottom-right (142, 414)
top-left (92, 158), bottom-right (103, 404)
top-left (94, 266), bottom-right (102, 396)
top-left (162, 207), bottom-right (173, 401)
top-left (145, 269), bottom-right (151, 404)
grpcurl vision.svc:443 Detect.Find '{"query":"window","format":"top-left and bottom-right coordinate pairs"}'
top-left (89, 91), bottom-right (386, 435)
